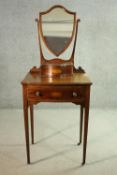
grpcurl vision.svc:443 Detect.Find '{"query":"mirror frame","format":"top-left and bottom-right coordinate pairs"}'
top-left (39, 5), bottom-right (76, 57)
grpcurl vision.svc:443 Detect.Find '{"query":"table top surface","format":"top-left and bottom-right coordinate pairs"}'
top-left (22, 72), bottom-right (92, 86)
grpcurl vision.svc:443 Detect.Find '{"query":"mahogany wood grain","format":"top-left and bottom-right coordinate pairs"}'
top-left (22, 71), bottom-right (92, 165)
top-left (21, 5), bottom-right (92, 166)
top-left (30, 104), bottom-right (34, 144)
top-left (82, 86), bottom-right (90, 165)
top-left (22, 72), bottom-right (92, 85)
top-left (22, 85), bottom-right (30, 164)
top-left (78, 105), bottom-right (84, 145)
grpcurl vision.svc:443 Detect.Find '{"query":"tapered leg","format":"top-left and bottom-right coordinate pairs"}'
top-left (77, 105), bottom-right (83, 145)
top-left (82, 87), bottom-right (90, 165)
top-left (30, 104), bottom-right (34, 144)
top-left (23, 85), bottom-right (30, 164)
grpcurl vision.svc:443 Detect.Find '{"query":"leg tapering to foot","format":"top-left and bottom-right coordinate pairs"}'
top-left (23, 85), bottom-right (30, 164)
top-left (82, 86), bottom-right (90, 165)
top-left (30, 104), bottom-right (34, 144)
top-left (24, 107), bottom-right (30, 164)
top-left (77, 105), bottom-right (83, 145)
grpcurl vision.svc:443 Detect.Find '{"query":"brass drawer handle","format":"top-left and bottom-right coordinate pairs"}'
top-left (72, 92), bottom-right (78, 97)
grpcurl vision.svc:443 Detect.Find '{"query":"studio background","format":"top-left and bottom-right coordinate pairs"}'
top-left (0, 0), bottom-right (117, 109)
top-left (0, 1), bottom-right (117, 175)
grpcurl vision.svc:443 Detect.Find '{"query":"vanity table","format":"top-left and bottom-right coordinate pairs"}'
top-left (21, 5), bottom-right (92, 165)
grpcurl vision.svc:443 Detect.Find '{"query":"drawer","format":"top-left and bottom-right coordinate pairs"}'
top-left (27, 86), bottom-right (85, 102)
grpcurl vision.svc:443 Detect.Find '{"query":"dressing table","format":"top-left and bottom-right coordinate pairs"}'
top-left (21, 5), bottom-right (92, 165)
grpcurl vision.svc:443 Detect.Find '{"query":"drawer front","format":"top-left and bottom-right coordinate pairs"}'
top-left (27, 85), bottom-right (85, 102)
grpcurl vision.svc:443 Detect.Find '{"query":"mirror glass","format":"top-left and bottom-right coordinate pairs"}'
top-left (40, 7), bottom-right (75, 57)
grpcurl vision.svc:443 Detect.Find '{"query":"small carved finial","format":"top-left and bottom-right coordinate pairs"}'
top-left (73, 66), bottom-right (85, 73)
top-left (35, 18), bottom-right (38, 22)
top-left (78, 19), bottom-right (81, 22)
top-left (30, 66), bottom-right (40, 73)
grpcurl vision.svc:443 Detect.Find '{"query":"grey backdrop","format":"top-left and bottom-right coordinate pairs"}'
top-left (0, 0), bottom-right (117, 108)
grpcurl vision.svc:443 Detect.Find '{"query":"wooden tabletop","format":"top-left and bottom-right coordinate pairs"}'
top-left (22, 72), bottom-right (92, 86)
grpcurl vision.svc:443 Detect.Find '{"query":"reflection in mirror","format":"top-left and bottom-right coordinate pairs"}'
top-left (40, 29), bottom-right (75, 60)
top-left (40, 7), bottom-right (75, 56)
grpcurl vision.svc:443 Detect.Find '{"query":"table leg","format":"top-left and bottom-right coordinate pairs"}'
top-left (82, 87), bottom-right (90, 165)
top-left (23, 85), bottom-right (30, 164)
top-left (77, 105), bottom-right (83, 145)
top-left (30, 104), bottom-right (34, 144)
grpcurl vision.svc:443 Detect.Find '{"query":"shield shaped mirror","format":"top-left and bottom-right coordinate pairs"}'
top-left (40, 6), bottom-right (76, 57)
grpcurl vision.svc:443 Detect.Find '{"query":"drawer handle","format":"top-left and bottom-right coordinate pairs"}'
top-left (72, 92), bottom-right (78, 97)
top-left (35, 91), bottom-right (42, 97)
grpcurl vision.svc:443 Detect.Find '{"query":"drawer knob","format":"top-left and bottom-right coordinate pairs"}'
top-left (35, 91), bottom-right (42, 97)
top-left (72, 92), bottom-right (77, 97)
